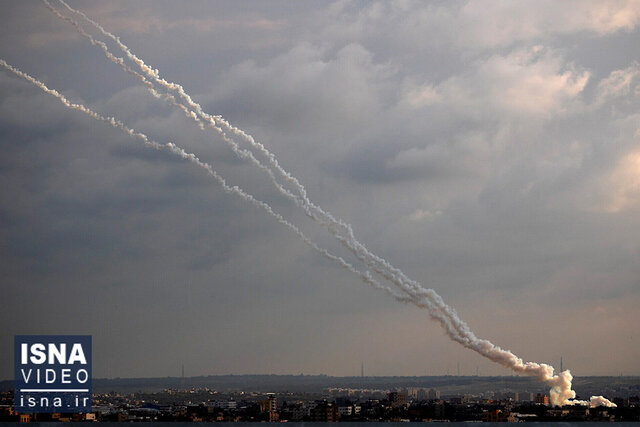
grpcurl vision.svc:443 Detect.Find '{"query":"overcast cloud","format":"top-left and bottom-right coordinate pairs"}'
top-left (1, 0), bottom-right (639, 380)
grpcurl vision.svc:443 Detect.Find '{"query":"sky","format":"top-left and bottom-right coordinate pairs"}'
top-left (1, 0), bottom-right (639, 381)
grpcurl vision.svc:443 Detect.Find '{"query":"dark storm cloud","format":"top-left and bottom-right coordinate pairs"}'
top-left (1, 0), bottom-right (639, 379)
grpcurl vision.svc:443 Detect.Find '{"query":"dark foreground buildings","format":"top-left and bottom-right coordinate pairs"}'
top-left (2, 387), bottom-right (640, 422)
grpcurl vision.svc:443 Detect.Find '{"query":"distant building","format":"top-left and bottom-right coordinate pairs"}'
top-left (259, 395), bottom-right (277, 413)
top-left (259, 395), bottom-right (278, 422)
top-left (281, 402), bottom-right (308, 422)
top-left (535, 393), bottom-right (549, 406)
top-left (209, 400), bottom-right (237, 410)
top-left (338, 406), bottom-right (352, 416)
top-left (388, 392), bottom-right (406, 408)
top-left (428, 388), bottom-right (441, 400)
top-left (482, 409), bottom-right (507, 422)
top-left (434, 400), bottom-right (446, 418)
top-left (311, 402), bottom-right (339, 422)
top-left (416, 388), bottom-right (440, 400)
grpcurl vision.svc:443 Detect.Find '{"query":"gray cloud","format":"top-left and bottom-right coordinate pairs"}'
top-left (1, 0), bottom-right (639, 379)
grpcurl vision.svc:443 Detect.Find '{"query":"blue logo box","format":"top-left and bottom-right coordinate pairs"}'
top-left (14, 335), bottom-right (92, 413)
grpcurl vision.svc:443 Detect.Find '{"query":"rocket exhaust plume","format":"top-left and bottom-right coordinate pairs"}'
top-left (32, 2), bottom-right (617, 407)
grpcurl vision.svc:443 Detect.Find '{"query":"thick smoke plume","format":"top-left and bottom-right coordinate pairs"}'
top-left (21, 1), bottom-right (619, 408)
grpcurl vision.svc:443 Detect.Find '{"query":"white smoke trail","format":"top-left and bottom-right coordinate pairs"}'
top-left (0, 58), bottom-right (415, 306)
top-left (2, 58), bottom-right (504, 353)
top-left (40, 2), bottom-right (616, 408)
top-left (42, 0), bottom-right (477, 347)
top-left (50, 0), bottom-right (344, 227)
top-left (3, 2), bottom-right (468, 348)
top-left (46, 0), bottom-right (480, 348)
top-left (41, 0), bottom-right (338, 229)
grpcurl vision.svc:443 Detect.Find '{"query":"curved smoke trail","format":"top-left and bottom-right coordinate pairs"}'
top-left (43, 0), bottom-right (471, 359)
top-left (45, 0), bottom-right (505, 356)
top-left (3, 58), bottom-right (507, 367)
top-left (38, 1), bottom-right (616, 407)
